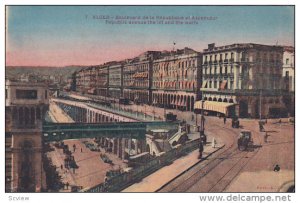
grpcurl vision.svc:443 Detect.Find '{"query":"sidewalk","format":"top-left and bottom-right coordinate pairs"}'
top-left (122, 140), bottom-right (224, 192)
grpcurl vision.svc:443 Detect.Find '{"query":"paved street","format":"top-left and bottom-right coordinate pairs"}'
top-left (47, 138), bottom-right (128, 191)
top-left (48, 98), bottom-right (294, 192)
top-left (121, 103), bottom-right (294, 192)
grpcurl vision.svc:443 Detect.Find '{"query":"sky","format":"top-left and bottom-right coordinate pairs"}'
top-left (6, 6), bottom-right (294, 67)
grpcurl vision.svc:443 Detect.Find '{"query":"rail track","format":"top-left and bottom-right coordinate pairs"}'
top-left (158, 124), bottom-right (261, 192)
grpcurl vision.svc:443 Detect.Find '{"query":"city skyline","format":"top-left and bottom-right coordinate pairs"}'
top-left (6, 6), bottom-right (294, 67)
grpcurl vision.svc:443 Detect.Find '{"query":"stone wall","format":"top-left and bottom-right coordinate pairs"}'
top-left (82, 138), bottom-right (200, 192)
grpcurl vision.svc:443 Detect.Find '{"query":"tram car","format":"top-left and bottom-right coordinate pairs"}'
top-left (237, 130), bottom-right (253, 151)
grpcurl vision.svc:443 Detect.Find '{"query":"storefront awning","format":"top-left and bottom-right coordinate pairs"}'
top-left (194, 101), bottom-right (236, 115)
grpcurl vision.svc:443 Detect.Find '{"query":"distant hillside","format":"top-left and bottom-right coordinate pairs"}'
top-left (5, 66), bottom-right (86, 81)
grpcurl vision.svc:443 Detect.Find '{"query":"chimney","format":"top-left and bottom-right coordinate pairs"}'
top-left (208, 43), bottom-right (215, 50)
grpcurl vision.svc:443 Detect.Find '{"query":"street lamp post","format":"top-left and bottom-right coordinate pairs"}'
top-left (200, 100), bottom-right (205, 136)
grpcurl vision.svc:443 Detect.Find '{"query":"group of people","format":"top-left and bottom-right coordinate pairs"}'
top-left (198, 137), bottom-right (217, 159)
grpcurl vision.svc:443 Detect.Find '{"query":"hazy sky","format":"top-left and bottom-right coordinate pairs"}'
top-left (6, 6), bottom-right (294, 67)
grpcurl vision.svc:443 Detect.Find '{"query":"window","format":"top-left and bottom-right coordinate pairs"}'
top-left (45, 90), bottom-right (48, 99)
top-left (5, 89), bottom-right (7, 99)
top-left (285, 71), bottom-right (289, 77)
top-left (209, 81), bottom-right (212, 88)
top-left (16, 90), bottom-right (37, 99)
top-left (225, 66), bottom-right (228, 74)
top-left (286, 58), bottom-right (289, 65)
top-left (214, 81), bottom-right (217, 88)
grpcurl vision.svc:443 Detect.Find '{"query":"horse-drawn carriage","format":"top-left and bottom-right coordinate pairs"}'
top-left (237, 130), bottom-right (253, 151)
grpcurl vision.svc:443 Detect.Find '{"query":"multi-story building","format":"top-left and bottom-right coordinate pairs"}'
top-left (152, 47), bottom-right (202, 112)
top-left (282, 46), bottom-right (295, 116)
top-left (108, 62), bottom-right (124, 99)
top-left (5, 80), bottom-right (49, 192)
top-left (95, 64), bottom-right (109, 97)
top-left (75, 68), bottom-right (89, 93)
top-left (198, 43), bottom-right (286, 118)
top-left (282, 46), bottom-right (295, 92)
top-left (123, 51), bottom-right (161, 104)
top-left (75, 64), bottom-right (109, 96)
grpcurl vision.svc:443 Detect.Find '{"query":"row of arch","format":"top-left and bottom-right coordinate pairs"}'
top-left (152, 93), bottom-right (195, 111)
top-left (153, 80), bottom-right (196, 90)
top-left (87, 111), bottom-right (122, 123)
top-left (203, 97), bottom-right (235, 103)
top-left (202, 96), bottom-right (281, 104)
top-left (123, 90), bottom-right (149, 104)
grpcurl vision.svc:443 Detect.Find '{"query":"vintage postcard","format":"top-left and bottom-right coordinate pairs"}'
top-left (5, 5), bottom-right (295, 197)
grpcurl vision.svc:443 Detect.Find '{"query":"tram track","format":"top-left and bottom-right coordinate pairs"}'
top-left (157, 124), bottom-right (242, 192)
top-left (158, 120), bottom-right (263, 192)
top-left (207, 145), bottom-right (260, 192)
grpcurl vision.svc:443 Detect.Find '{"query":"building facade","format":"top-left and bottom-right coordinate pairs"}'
top-left (108, 62), bottom-right (124, 99)
top-left (123, 51), bottom-right (161, 104)
top-left (95, 64), bottom-right (109, 97)
top-left (5, 80), bottom-right (49, 192)
top-left (282, 46), bottom-right (295, 92)
top-left (199, 43), bottom-right (286, 118)
top-left (152, 48), bottom-right (202, 112)
top-left (282, 46), bottom-right (295, 116)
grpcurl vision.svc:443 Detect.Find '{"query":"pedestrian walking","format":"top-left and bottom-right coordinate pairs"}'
top-left (198, 142), bottom-right (204, 159)
top-left (223, 116), bottom-right (226, 124)
top-left (264, 132), bottom-right (269, 143)
top-left (73, 144), bottom-right (76, 152)
top-left (212, 137), bottom-right (216, 148)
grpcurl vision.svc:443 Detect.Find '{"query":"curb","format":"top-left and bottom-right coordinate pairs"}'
top-left (155, 144), bottom-right (225, 192)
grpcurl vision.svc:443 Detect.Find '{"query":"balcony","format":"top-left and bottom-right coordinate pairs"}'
top-left (224, 59), bottom-right (229, 64)
top-left (229, 58), bottom-right (234, 63)
top-left (219, 59), bottom-right (223, 63)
